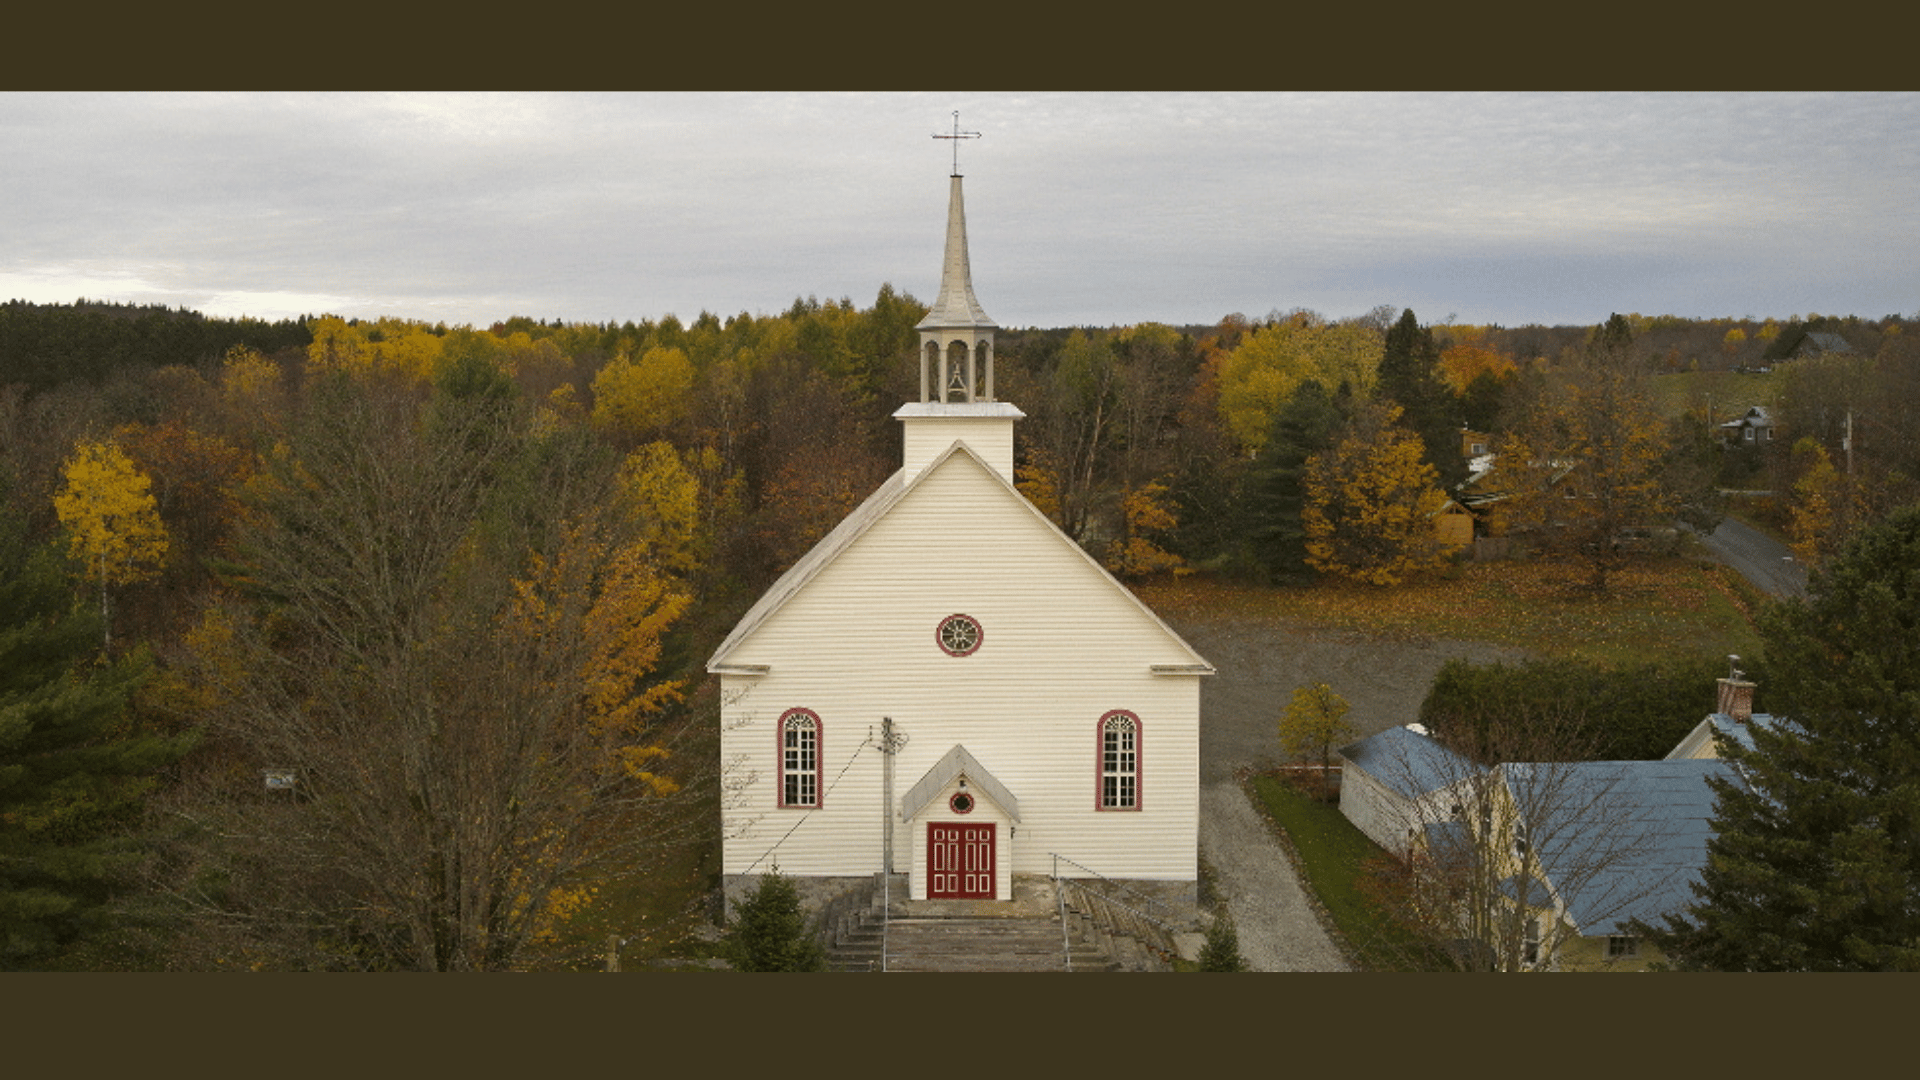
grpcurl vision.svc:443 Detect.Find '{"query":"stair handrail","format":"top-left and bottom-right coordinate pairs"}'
top-left (1050, 853), bottom-right (1184, 970)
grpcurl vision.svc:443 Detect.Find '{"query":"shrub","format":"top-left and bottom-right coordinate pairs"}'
top-left (723, 869), bottom-right (826, 972)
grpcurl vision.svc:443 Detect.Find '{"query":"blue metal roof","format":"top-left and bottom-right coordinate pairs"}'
top-left (1501, 759), bottom-right (1738, 936)
top-left (1339, 726), bottom-right (1476, 800)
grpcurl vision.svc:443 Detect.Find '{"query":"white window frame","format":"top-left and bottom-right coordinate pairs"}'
top-left (779, 708), bottom-right (821, 809)
top-left (1099, 711), bottom-right (1140, 811)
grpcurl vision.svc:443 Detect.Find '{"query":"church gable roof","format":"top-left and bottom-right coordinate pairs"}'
top-left (900, 745), bottom-right (1019, 822)
top-left (706, 440), bottom-right (1212, 673)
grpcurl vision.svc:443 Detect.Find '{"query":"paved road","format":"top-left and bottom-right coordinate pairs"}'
top-left (1696, 517), bottom-right (1807, 598)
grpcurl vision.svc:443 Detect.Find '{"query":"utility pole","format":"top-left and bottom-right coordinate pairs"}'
top-left (1845, 410), bottom-right (1854, 476)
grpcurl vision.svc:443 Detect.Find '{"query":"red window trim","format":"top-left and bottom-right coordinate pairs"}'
top-left (1096, 710), bottom-right (1142, 811)
top-left (936, 613), bottom-right (984, 657)
top-left (777, 707), bottom-right (822, 809)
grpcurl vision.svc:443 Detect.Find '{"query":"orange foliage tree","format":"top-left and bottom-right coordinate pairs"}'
top-left (1303, 401), bottom-right (1450, 586)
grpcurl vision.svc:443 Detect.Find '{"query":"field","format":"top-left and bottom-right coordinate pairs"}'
top-left (1140, 550), bottom-right (1766, 668)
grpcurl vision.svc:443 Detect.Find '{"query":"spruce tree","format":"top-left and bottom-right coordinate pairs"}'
top-left (1377, 309), bottom-right (1465, 487)
top-left (1648, 504), bottom-right (1920, 970)
top-left (724, 869), bottom-right (827, 972)
top-left (0, 481), bottom-right (193, 968)
top-left (1246, 379), bottom-right (1346, 581)
top-left (1198, 911), bottom-right (1248, 971)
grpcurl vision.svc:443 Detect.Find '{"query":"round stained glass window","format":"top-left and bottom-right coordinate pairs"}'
top-left (950, 792), bottom-right (975, 814)
top-left (937, 614), bottom-right (983, 657)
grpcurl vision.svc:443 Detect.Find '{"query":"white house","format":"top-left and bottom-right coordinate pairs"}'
top-left (710, 171), bottom-right (1212, 912)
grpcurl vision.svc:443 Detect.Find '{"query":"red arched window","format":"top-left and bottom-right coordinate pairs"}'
top-left (1099, 711), bottom-right (1140, 810)
top-left (779, 709), bottom-right (821, 808)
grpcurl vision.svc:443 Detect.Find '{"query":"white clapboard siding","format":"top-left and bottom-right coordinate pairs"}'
top-left (717, 442), bottom-right (1206, 889)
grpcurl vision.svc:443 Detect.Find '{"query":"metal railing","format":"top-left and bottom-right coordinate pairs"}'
top-left (1049, 853), bottom-right (1185, 971)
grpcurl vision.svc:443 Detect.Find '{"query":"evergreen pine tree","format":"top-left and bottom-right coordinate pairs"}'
top-left (1648, 504), bottom-right (1920, 970)
top-left (1245, 379), bottom-right (1347, 581)
top-left (0, 479), bottom-right (194, 968)
top-left (724, 869), bottom-right (827, 972)
top-left (1377, 309), bottom-right (1465, 487)
top-left (1198, 911), bottom-right (1248, 971)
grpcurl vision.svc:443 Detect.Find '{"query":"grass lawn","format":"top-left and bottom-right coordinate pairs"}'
top-left (1248, 774), bottom-right (1452, 972)
top-left (1141, 552), bottom-right (1764, 667)
top-left (1651, 366), bottom-right (1785, 422)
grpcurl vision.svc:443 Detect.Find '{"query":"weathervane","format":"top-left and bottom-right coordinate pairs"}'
top-left (933, 110), bottom-right (981, 175)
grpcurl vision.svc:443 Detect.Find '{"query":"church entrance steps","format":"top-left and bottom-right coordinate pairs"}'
top-left (828, 913), bottom-right (1121, 972)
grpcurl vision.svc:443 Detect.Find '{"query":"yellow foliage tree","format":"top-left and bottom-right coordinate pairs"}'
top-left (614, 441), bottom-right (703, 578)
top-left (1437, 343), bottom-right (1518, 395)
top-left (1278, 681), bottom-right (1354, 797)
top-left (591, 346), bottom-right (694, 439)
top-left (1217, 313), bottom-right (1384, 453)
top-left (305, 316), bottom-right (446, 383)
top-left (1303, 402), bottom-right (1450, 586)
top-left (1104, 479), bottom-right (1186, 579)
top-left (53, 441), bottom-right (170, 645)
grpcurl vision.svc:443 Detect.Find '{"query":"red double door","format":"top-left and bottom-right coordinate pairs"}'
top-left (927, 822), bottom-right (996, 899)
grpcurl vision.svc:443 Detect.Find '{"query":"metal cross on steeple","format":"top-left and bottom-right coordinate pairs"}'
top-left (933, 110), bottom-right (981, 176)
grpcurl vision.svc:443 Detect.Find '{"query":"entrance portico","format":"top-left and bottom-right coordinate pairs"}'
top-left (901, 745), bottom-right (1018, 901)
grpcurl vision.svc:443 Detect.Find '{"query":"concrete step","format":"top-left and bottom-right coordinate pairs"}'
top-left (828, 914), bottom-right (1123, 972)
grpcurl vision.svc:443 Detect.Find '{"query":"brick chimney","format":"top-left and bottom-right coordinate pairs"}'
top-left (1716, 677), bottom-right (1756, 723)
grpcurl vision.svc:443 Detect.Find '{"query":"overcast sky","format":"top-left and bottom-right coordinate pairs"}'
top-left (4, 91), bottom-right (1915, 331)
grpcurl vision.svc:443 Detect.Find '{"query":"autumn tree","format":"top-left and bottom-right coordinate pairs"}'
top-left (1277, 682), bottom-right (1354, 797)
top-left (1217, 311), bottom-right (1383, 453)
top-left (1646, 505), bottom-right (1920, 970)
top-left (52, 441), bottom-right (169, 648)
top-left (156, 373), bottom-right (696, 970)
top-left (1012, 329), bottom-right (1119, 541)
top-left (1303, 400), bottom-right (1451, 586)
top-left (1495, 324), bottom-right (1678, 592)
top-left (591, 345), bottom-right (695, 442)
top-left (1103, 480), bottom-right (1185, 580)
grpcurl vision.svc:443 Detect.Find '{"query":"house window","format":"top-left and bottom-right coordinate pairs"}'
top-left (1512, 819), bottom-right (1529, 859)
top-left (779, 708), bottom-right (821, 808)
top-left (1523, 916), bottom-right (1541, 966)
top-left (1607, 935), bottom-right (1640, 960)
top-left (1744, 427), bottom-right (1754, 442)
top-left (1099, 711), bottom-right (1140, 810)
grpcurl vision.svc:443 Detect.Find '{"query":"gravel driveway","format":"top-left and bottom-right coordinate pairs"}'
top-left (1168, 614), bottom-right (1529, 971)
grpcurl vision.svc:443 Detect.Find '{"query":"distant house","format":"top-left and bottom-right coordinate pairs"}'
top-left (1718, 405), bottom-right (1774, 447)
top-left (1791, 331), bottom-right (1854, 359)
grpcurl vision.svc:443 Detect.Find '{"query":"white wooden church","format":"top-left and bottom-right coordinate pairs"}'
top-left (710, 168), bottom-right (1213, 911)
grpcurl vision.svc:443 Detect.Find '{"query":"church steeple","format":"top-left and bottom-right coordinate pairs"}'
top-left (896, 144), bottom-right (1022, 484)
top-left (915, 173), bottom-right (997, 403)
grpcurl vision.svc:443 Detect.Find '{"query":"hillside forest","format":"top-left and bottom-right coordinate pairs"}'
top-left (3, 293), bottom-right (1916, 970)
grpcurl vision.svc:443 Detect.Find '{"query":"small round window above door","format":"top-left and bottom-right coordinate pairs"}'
top-left (937, 614), bottom-right (983, 657)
